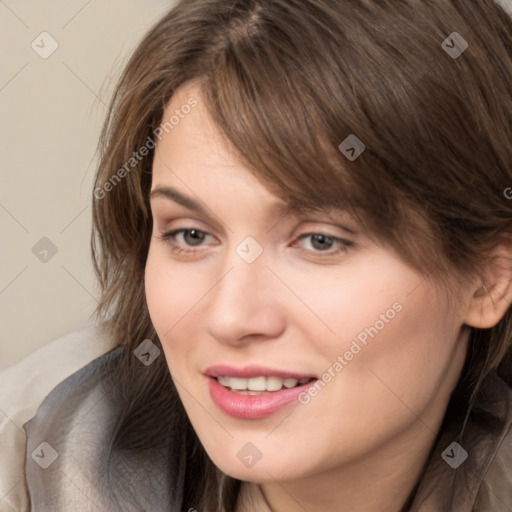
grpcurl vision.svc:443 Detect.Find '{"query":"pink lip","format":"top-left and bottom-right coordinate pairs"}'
top-left (205, 365), bottom-right (318, 420)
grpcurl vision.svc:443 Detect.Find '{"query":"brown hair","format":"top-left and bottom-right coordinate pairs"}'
top-left (91, 0), bottom-right (512, 509)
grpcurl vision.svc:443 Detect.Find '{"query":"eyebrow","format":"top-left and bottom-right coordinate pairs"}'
top-left (150, 185), bottom-right (293, 218)
top-left (150, 186), bottom-right (210, 216)
top-left (149, 185), bottom-right (358, 235)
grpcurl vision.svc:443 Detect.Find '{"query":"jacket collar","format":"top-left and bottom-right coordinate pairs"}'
top-left (410, 371), bottom-right (512, 510)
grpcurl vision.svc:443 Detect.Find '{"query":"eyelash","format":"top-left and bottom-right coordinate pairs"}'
top-left (159, 228), bottom-right (354, 257)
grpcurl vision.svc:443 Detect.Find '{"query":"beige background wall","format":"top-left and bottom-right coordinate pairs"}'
top-left (0, 0), bottom-right (173, 369)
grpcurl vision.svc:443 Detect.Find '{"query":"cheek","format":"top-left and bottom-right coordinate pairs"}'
top-left (144, 246), bottom-right (206, 365)
top-left (268, 254), bottom-right (415, 360)
top-left (367, 283), bottom-right (458, 375)
top-left (320, 280), bottom-right (462, 434)
top-left (284, 257), bottom-right (462, 420)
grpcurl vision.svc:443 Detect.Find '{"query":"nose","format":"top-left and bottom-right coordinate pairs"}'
top-left (205, 254), bottom-right (286, 346)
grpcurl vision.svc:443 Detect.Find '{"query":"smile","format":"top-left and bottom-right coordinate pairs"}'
top-left (216, 375), bottom-right (313, 394)
top-left (205, 365), bottom-right (318, 419)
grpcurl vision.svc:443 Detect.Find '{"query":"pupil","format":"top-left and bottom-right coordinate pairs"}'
top-left (185, 229), bottom-right (205, 246)
top-left (312, 234), bottom-right (333, 250)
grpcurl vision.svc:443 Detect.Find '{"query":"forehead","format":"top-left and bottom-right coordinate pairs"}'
top-left (151, 82), bottom-right (362, 233)
top-left (154, 84), bottom-right (249, 178)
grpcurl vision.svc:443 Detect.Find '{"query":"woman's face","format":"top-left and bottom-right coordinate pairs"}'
top-left (145, 83), bottom-right (471, 484)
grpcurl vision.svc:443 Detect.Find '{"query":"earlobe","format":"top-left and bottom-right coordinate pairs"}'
top-left (464, 239), bottom-right (512, 329)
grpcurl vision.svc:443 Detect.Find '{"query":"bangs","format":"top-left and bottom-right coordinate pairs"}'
top-left (196, 1), bottom-right (441, 273)
top-left (190, 0), bottom-right (511, 279)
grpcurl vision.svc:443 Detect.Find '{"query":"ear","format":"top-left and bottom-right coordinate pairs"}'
top-left (465, 235), bottom-right (512, 329)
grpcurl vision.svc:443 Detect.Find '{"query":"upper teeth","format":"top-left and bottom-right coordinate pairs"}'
top-left (217, 376), bottom-right (310, 392)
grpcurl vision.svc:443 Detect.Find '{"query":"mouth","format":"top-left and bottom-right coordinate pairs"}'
top-left (215, 375), bottom-right (314, 395)
top-left (205, 365), bottom-right (318, 419)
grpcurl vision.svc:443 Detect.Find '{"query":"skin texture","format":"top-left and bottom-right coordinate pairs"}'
top-left (144, 82), bottom-right (504, 512)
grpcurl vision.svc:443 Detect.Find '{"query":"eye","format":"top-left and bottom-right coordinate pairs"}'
top-left (160, 228), bottom-right (214, 251)
top-left (295, 232), bottom-right (353, 254)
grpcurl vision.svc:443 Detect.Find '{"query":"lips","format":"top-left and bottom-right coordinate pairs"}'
top-left (205, 365), bottom-right (318, 419)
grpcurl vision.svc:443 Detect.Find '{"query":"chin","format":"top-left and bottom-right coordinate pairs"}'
top-left (204, 445), bottom-right (307, 483)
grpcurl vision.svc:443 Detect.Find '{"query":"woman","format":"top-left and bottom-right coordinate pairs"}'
top-left (4, 0), bottom-right (512, 510)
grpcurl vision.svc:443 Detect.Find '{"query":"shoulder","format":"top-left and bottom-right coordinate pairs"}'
top-left (19, 333), bottom-right (182, 511)
top-left (474, 375), bottom-right (512, 511)
top-left (0, 323), bottom-right (113, 511)
top-left (476, 431), bottom-right (512, 511)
